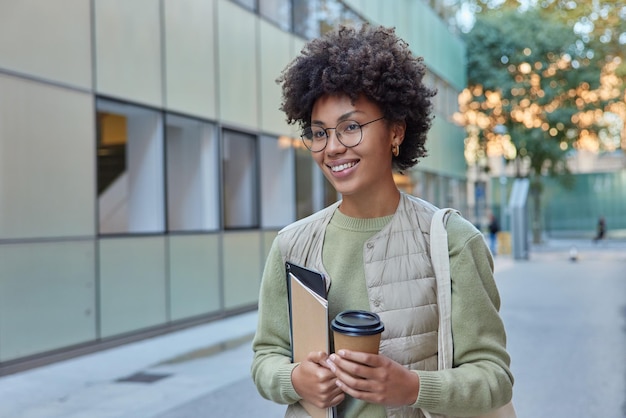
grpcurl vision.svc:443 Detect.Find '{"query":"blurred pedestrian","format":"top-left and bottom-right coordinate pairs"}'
top-left (251, 24), bottom-right (513, 418)
top-left (488, 213), bottom-right (500, 256)
top-left (593, 216), bottom-right (606, 243)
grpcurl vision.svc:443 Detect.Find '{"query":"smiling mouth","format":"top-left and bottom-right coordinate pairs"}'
top-left (329, 161), bottom-right (358, 172)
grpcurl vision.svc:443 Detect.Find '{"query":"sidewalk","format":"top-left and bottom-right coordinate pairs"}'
top-left (497, 236), bottom-right (626, 260)
top-left (0, 311), bottom-right (282, 418)
top-left (493, 241), bottom-right (626, 417)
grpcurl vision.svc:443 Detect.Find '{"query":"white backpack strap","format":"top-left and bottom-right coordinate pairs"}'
top-left (430, 208), bottom-right (458, 370)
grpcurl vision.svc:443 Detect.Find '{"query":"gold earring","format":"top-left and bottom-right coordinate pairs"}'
top-left (392, 144), bottom-right (400, 157)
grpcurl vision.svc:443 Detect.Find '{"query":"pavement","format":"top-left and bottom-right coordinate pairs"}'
top-left (0, 238), bottom-right (624, 418)
top-left (0, 311), bottom-right (284, 418)
top-left (494, 239), bottom-right (626, 418)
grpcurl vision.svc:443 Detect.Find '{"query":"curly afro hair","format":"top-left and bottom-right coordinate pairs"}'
top-left (277, 24), bottom-right (437, 171)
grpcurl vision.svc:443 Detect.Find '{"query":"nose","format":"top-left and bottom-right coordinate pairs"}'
top-left (324, 128), bottom-right (345, 153)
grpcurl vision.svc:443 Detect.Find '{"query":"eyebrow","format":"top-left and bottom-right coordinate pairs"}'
top-left (311, 110), bottom-right (365, 126)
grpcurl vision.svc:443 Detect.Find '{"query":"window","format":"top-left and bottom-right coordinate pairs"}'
top-left (295, 146), bottom-right (336, 219)
top-left (293, 0), bottom-right (319, 39)
top-left (165, 115), bottom-right (219, 232)
top-left (295, 146), bottom-right (316, 218)
top-left (97, 99), bottom-right (165, 234)
top-left (318, 0), bottom-right (347, 35)
top-left (338, 8), bottom-right (363, 30)
top-left (232, 0), bottom-right (364, 40)
top-left (260, 0), bottom-right (292, 31)
top-left (222, 129), bottom-right (259, 228)
top-left (259, 135), bottom-right (296, 228)
top-left (231, 0), bottom-right (256, 12)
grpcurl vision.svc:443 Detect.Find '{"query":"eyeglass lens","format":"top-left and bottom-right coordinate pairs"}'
top-left (302, 120), bottom-right (363, 152)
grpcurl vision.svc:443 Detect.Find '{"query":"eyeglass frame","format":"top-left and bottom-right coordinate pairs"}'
top-left (300, 116), bottom-right (386, 152)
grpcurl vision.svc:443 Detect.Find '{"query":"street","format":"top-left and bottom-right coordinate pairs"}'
top-left (497, 244), bottom-right (626, 417)
top-left (0, 240), bottom-right (624, 417)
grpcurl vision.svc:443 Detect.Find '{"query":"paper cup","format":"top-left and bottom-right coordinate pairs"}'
top-left (331, 310), bottom-right (384, 354)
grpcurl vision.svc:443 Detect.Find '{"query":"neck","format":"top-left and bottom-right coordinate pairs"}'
top-left (338, 188), bottom-right (401, 218)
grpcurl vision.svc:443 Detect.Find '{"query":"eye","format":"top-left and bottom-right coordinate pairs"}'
top-left (311, 128), bottom-right (327, 140)
top-left (341, 121), bottom-right (361, 134)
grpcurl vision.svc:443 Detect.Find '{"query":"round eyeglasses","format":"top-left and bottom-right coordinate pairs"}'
top-left (301, 116), bottom-right (385, 152)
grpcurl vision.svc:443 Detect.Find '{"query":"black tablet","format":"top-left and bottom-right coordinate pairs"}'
top-left (285, 261), bottom-right (326, 299)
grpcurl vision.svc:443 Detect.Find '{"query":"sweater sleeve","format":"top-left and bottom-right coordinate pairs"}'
top-left (413, 213), bottom-right (514, 416)
top-left (250, 238), bottom-right (301, 405)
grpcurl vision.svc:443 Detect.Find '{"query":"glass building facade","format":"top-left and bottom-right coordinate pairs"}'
top-left (0, 0), bottom-right (467, 373)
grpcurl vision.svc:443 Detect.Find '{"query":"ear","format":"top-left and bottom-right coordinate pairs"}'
top-left (391, 120), bottom-right (406, 147)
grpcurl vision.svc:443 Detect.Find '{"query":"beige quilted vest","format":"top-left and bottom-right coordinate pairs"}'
top-left (278, 193), bottom-right (439, 418)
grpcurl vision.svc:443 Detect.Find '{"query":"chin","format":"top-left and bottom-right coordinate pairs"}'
top-left (333, 186), bottom-right (358, 197)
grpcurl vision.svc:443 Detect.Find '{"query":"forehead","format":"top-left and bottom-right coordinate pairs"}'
top-left (311, 94), bottom-right (381, 122)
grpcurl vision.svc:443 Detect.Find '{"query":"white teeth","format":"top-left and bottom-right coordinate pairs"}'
top-left (330, 162), bottom-right (356, 172)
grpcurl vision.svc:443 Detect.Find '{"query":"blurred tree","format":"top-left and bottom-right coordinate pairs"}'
top-left (455, 6), bottom-right (624, 242)
top-left (450, 0), bottom-right (626, 62)
top-left (533, 0), bottom-right (626, 64)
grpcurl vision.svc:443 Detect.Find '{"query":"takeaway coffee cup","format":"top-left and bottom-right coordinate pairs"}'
top-left (331, 310), bottom-right (385, 354)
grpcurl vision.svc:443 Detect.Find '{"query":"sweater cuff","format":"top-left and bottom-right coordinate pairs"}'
top-left (412, 370), bottom-right (442, 411)
top-left (279, 362), bottom-right (301, 402)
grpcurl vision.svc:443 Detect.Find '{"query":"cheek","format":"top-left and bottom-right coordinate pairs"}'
top-left (368, 139), bottom-right (394, 160)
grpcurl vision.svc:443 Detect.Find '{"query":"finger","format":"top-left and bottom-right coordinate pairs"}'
top-left (326, 382), bottom-right (345, 399)
top-left (315, 389), bottom-right (345, 408)
top-left (336, 378), bottom-right (381, 403)
top-left (316, 379), bottom-right (346, 407)
top-left (329, 391), bottom-right (346, 407)
top-left (335, 349), bottom-right (380, 366)
top-left (328, 353), bottom-right (376, 380)
top-left (334, 368), bottom-right (375, 393)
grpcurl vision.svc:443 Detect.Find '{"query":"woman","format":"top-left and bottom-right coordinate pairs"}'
top-left (251, 25), bottom-right (513, 418)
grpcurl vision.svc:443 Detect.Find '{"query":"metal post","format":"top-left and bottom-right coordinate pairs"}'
top-left (500, 156), bottom-right (507, 230)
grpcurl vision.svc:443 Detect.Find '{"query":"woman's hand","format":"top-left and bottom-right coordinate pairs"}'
top-left (291, 351), bottom-right (345, 408)
top-left (326, 350), bottom-right (420, 407)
